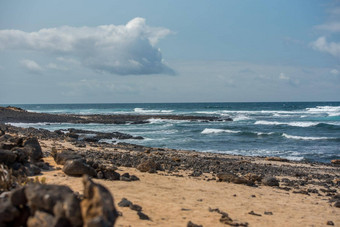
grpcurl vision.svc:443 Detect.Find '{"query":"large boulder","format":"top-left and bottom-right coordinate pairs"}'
top-left (62, 159), bottom-right (97, 177)
top-left (23, 137), bottom-right (43, 162)
top-left (81, 175), bottom-right (118, 227)
top-left (25, 184), bottom-right (83, 226)
top-left (0, 149), bottom-right (17, 164)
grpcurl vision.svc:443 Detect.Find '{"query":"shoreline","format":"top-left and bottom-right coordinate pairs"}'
top-left (0, 123), bottom-right (339, 226)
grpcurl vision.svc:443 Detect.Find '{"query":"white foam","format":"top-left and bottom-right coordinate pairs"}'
top-left (201, 128), bottom-right (240, 134)
top-left (134, 108), bottom-right (174, 114)
top-left (254, 121), bottom-right (319, 127)
top-left (147, 118), bottom-right (189, 124)
top-left (282, 133), bottom-right (334, 140)
top-left (233, 114), bottom-right (251, 121)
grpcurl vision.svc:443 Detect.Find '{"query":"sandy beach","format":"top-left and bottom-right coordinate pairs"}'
top-left (34, 138), bottom-right (339, 227)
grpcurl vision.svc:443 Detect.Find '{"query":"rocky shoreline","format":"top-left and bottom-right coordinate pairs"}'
top-left (0, 106), bottom-right (340, 226)
top-left (0, 106), bottom-right (230, 124)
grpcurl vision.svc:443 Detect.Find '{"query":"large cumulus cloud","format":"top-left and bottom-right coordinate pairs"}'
top-left (0, 18), bottom-right (174, 75)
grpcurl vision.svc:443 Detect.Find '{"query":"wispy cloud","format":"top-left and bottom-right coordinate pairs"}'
top-left (310, 36), bottom-right (340, 57)
top-left (0, 18), bottom-right (174, 75)
top-left (20, 59), bottom-right (43, 74)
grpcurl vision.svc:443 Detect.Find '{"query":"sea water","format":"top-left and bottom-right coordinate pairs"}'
top-left (5, 102), bottom-right (340, 163)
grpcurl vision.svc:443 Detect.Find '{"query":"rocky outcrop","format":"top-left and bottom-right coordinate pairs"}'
top-left (0, 175), bottom-right (118, 227)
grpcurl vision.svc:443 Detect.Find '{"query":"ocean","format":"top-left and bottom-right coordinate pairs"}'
top-left (5, 102), bottom-right (340, 163)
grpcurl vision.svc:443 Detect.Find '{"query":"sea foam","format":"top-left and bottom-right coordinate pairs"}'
top-left (201, 128), bottom-right (240, 134)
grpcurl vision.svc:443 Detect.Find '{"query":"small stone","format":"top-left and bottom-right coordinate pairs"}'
top-left (187, 221), bottom-right (203, 227)
top-left (129, 204), bottom-right (142, 212)
top-left (137, 211), bottom-right (150, 220)
top-left (248, 211), bottom-right (262, 216)
top-left (118, 198), bottom-right (132, 207)
top-left (264, 211), bottom-right (273, 215)
top-left (327, 221), bottom-right (334, 226)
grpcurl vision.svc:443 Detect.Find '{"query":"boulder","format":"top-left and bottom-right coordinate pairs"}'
top-left (262, 176), bottom-right (279, 187)
top-left (81, 175), bottom-right (118, 227)
top-left (53, 150), bottom-right (83, 165)
top-left (62, 159), bottom-right (97, 177)
top-left (25, 184), bottom-right (83, 226)
top-left (27, 210), bottom-right (55, 227)
top-left (23, 137), bottom-right (42, 162)
top-left (0, 149), bottom-right (17, 164)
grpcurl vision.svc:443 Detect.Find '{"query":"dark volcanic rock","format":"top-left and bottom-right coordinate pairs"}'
top-left (0, 149), bottom-right (17, 164)
top-left (25, 183), bottom-right (83, 226)
top-left (118, 198), bottom-right (133, 207)
top-left (81, 175), bottom-right (118, 227)
top-left (62, 159), bottom-right (97, 177)
top-left (23, 137), bottom-right (43, 162)
top-left (187, 221), bottom-right (203, 227)
top-left (262, 176), bottom-right (280, 187)
top-left (137, 211), bottom-right (150, 220)
top-left (53, 150), bottom-right (83, 165)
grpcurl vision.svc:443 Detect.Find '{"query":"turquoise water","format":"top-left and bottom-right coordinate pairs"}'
top-left (6, 102), bottom-right (340, 163)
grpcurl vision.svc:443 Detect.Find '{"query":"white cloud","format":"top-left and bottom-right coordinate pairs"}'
top-left (20, 59), bottom-right (43, 73)
top-left (330, 69), bottom-right (339, 75)
top-left (279, 72), bottom-right (289, 80)
top-left (310, 36), bottom-right (340, 57)
top-left (0, 18), bottom-right (174, 75)
top-left (46, 63), bottom-right (68, 71)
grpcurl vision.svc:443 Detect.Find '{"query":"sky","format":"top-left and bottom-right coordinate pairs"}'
top-left (0, 0), bottom-right (339, 104)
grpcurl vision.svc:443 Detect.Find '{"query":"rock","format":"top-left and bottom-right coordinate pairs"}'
top-left (103, 169), bottom-right (120, 180)
top-left (248, 210), bottom-right (262, 216)
top-left (0, 149), bottom-right (17, 164)
top-left (262, 176), bottom-right (279, 187)
top-left (118, 198), bottom-right (132, 207)
top-left (331, 159), bottom-right (340, 165)
top-left (334, 201), bottom-right (340, 208)
top-left (265, 157), bottom-right (289, 162)
top-left (137, 211), bottom-right (150, 220)
top-left (244, 173), bottom-right (263, 182)
top-left (23, 137), bottom-right (43, 162)
top-left (217, 172), bottom-right (253, 186)
top-left (0, 200), bottom-right (20, 224)
top-left (137, 159), bottom-right (159, 173)
top-left (129, 204), bottom-right (142, 212)
top-left (264, 211), bottom-right (273, 215)
top-left (25, 183), bottom-right (83, 227)
top-left (327, 221), bottom-right (334, 226)
top-left (81, 175), bottom-right (118, 227)
top-left (62, 159), bottom-right (97, 177)
top-left (53, 150), bottom-right (83, 165)
top-left (25, 163), bottom-right (41, 176)
top-left (187, 221), bottom-right (203, 227)
top-left (9, 187), bottom-right (27, 206)
top-left (12, 147), bottom-right (29, 163)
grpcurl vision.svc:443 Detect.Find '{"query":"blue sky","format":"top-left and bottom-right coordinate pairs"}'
top-left (0, 0), bottom-right (339, 103)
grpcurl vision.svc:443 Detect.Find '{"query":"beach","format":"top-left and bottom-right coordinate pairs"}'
top-left (0, 105), bottom-right (339, 226)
